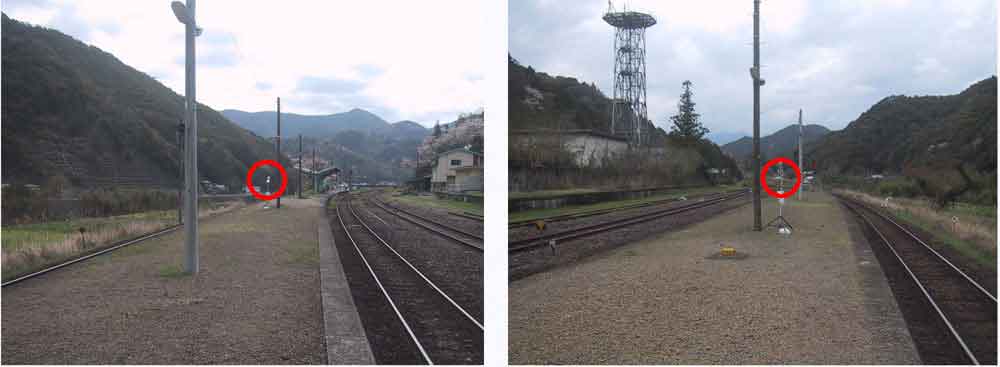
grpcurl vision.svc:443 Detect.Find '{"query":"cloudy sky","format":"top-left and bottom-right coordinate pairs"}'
top-left (511, 0), bottom-right (997, 139)
top-left (2, 0), bottom-right (487, 126)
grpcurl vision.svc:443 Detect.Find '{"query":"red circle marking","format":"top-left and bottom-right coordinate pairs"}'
top-left (760, 157), bottom-right (801, 199)
top-left (245, 160), bottom-right (288, 201)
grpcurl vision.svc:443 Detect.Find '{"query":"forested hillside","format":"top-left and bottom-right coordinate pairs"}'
top-left (810, 76), bottom-right (997, 204)
top-left (509, 55), bottom-right (668, 145)
top-left (509, 55), bottom-right (741, 190)
top-left (1, 14), bottom-right (286, 191)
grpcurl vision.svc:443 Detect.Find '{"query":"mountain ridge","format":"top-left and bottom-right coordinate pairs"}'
top-left (721, 124), bottom-right (832, 165)
top-left (221, 108), bottom-right (429, 141)
top-left (1, 13), bottom-right (285, 191)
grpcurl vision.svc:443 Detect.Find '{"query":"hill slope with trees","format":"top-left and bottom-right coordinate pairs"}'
top-left (509, 55), bottom-right (741, 190)
top-left (1, 14), bottom-right (286, 191)
top-left (809, 76), bottom-right (997, 204)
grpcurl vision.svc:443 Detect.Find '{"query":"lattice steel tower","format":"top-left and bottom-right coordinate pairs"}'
top-left (604, 2), bottom-right (655, 146)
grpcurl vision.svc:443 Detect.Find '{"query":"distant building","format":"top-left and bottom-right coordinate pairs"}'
top-left (510, 129), bottom-right (628, 167)
top-left (431, 148), bottom-right (483, 193)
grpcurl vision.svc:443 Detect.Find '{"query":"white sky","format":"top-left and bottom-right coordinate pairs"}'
top-left (2, 0), bottom-right (488, 126)
top-left (511, 0), bottom-right (997, 137)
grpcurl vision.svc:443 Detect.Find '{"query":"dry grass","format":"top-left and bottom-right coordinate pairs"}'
top-left (837, 189), bottom-right (997, 268)
top-left (1, 200), bottom-right (245, 280)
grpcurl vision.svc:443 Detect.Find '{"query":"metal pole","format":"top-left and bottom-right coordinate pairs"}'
top-left (798, 109), bottom-right (803, 200)
top-left (752, 0), bottom-right (762, 231)
top-left (276, 97), bottom-right (281, 209)
top-left (177, 120), bottom-right (184, 225)
top-left (183, 0), bottom-right (199, 273)
top-left (298, 134), bottom-right (303, 199)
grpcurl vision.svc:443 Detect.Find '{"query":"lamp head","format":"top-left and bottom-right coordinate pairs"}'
top-left (170, 1), bottom-right (190, 25)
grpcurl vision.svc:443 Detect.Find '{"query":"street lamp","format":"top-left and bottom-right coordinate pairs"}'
top-left (172, 0), bottom-right (201, 274)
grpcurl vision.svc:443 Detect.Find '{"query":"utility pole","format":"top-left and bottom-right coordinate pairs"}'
top-left (298, 134), bottom-right (303, 199)
top-left (313, 148), bottom-right (317, 192)
top-left (171, 0), bottom-right (200, 273)
top-left (751, 0), bottom-right (764, 231)
top-left (798, 109), bottom-right (804, 200)
top-left (276, 97), bottom-right (281, 209)
top-left (176, 120), bottom-right (184, 224)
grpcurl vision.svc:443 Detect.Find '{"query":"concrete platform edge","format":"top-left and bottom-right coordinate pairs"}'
top-left (318, 203), bottom-right (375, 364)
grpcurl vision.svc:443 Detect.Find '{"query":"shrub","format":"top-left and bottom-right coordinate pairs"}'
top-left (877, 179), bottom-right (922, 198)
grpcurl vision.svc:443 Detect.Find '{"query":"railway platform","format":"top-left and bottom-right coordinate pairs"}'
top-left (2, 197), bottom-right (331, 364)
top-left (509, 191), bottom-right (922, 364)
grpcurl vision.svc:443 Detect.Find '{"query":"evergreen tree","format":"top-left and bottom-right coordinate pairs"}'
top-left (433, 121), bottom-right (442, 137)
top-left (668, 80), bottom-right (709, 142)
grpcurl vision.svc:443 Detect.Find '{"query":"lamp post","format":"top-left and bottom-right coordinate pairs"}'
top-left (751, 0), bottom-right (764, 231)
top-left (176, 121), bottom-right (184, 225)
top-left (172, 0), bottom-right (201, 274)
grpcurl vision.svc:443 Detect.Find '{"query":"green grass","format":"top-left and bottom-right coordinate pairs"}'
top-left (285, 240), bottom-right (319, 266)
top-left (894, 210), bottom-right (997, 271)
top-left (158, 264), bottom-right (190, 278)
top-left (1, 209), bottom-right (176, 252)
top-left (509, 188), bottom-right (599, 200)
top-left (947, 202), bottom-right (997, 219)
top-left (391, 194), bottom-right (484, 216)
top-left (509, 185), bottom-right (737, 223)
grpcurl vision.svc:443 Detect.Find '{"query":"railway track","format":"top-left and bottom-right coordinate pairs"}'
top-left (368, 197), bottom-right (483, 251)
top-left (509, 190), bottom-right (749, 253)
top-left (1, 224), bottom-right (182, 287)
top-left (449, 211), bottom-right (484, 222)
top-left (335, 193), bottom-right (483, 364)
top-left (508, 189), bottom-right (746, 228)
top-left (838, 195), bottom-right (996, 365)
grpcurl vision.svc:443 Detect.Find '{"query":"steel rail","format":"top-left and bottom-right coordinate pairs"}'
top-left (508, 189), bottom-right (746, 228)
top-left (367, 198), bottom-right (483, 251)
top-left (372, 197), bottom-right (482, 241)
top-left (347, 195), bottom-right (485, 331)
top-left (852, 198), bottom-right (996, 303)
top-left (335, 196), bottom-right (433, 365)
top-left (450, 212), bottom-right (484, 222)
top-left (509, 191), bottom-right (748, 253)
top-left (841, 199), bottom-right (980, 365)
top-left (2, 224), bottom-right (182, 287)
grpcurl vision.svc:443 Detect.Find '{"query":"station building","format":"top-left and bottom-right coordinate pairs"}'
top-left (430, 147), bottom-right (483, 193)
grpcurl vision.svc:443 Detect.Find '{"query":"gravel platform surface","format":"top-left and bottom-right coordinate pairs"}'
top-left (2, 198), bottom-right (326, 364)
top-left (509, 191), bottom-right (921, 364)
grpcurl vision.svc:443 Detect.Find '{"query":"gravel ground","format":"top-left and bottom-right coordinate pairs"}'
top-left (332, 193), bottom-right (483, 364)
top-left (509, 191), bottom-right (921, 364)
top-left (510, 195), bottom-right (749, 280)
top-left (2, 198), bottom-right (326, 364)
